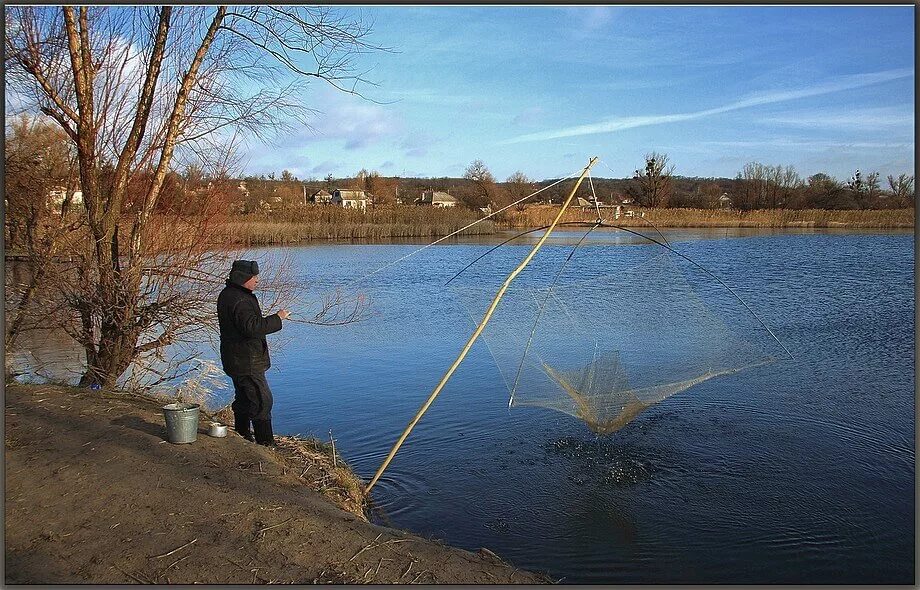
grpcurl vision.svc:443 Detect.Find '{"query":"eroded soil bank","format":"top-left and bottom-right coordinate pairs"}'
top-left (4, 383), bottom-right (549, 584)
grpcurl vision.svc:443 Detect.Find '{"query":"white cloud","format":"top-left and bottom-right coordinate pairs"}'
top-left (500, 68), bottom-right (914, 145)
top-left (761, 106), bottom-right (914, 131)
top-left (298, 89), bottom-right (402, 151)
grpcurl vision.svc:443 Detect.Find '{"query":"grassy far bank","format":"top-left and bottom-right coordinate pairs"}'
top-left (3, 205), bottom-right (910, 256)
top-left (217, 205), bottom-right (913, 246)
top-left (506, 205), bottom-right (915, 229)
top-left (212, 206), bottom-right (494, 246)
top-left (5, 382), bottom-right (549, 584)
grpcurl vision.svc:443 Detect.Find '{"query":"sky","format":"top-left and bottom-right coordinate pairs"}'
top-left (242, 5), bottom-right (914, 182)
top-left (10, 6), bottom-right (909, 183)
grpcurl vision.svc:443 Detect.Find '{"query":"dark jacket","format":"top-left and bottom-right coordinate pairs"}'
top-left (217, 281), bottom-right (283, 377)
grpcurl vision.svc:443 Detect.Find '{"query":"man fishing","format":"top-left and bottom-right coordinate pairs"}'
top-left (217, 260), bottom-right (290, 446)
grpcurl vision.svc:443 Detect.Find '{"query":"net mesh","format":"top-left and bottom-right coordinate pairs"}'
top-left (302, 229), bottom-right (778, 437)
top-left (450, 237), bottom-right (775, 434)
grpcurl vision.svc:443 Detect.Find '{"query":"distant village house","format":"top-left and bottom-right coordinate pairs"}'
top-left (311, 189), bottom-right (333, 205)
top-left (332, 189), bottom-right (369, 211)
top-left (417, 190), bottom-right (458, 208)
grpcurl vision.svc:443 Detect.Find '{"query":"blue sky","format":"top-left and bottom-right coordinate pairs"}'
top-left (245, 5), bottom-right (915, 182)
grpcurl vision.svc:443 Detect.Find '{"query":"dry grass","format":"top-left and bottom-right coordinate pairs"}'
top-left (274, 434), bottom-right (368, 519)
top-left (212, 205), bottom-right (495, 245)
top-left (211, 406), bottom-right (367, 519)
top-left (504, 205), bottom-right (914, 229)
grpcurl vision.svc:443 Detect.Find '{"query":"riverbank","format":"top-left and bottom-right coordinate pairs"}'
top-left (4, 383), bottom-right (549, 584)
top-left (212, 206), bottom-right (913, 246)
top-left (213, 206), bottom-right (494, 246)
top-left (502, 205), bottom-right (914, 229)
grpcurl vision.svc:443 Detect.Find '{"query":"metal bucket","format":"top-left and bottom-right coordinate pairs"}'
top-left (163, 403), bottom-right (200, 444)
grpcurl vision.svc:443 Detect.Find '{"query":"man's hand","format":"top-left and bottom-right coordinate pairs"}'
top-left (277, 309), bottom-right (291, 320)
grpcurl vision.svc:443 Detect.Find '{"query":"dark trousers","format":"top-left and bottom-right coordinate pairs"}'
top-left (230, 373), bottom-right (274, 444)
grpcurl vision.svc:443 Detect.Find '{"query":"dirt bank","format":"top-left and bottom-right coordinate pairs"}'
top-left (4, 383), bottom-right (549, 584)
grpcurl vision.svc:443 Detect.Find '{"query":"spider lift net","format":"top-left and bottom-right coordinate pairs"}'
top-left (449, 238), bottom-right (776, 434)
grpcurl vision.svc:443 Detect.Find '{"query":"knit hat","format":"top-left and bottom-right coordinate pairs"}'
top-left (229, 260), bottom-right (259, 286)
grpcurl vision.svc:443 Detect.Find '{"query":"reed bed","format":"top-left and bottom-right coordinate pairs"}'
top-left (504, 205), bottom-right (914, 229)
top-left (213, 206), bottom-right (495, 246)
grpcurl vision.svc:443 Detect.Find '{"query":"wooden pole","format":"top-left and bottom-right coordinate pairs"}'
top-left (365, 157), bottom-right (598, 493)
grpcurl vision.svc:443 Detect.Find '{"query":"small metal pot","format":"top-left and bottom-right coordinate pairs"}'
top-left (208, 422), bottom-right (228, 438)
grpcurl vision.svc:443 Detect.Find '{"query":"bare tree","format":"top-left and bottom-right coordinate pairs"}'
top-left (463, 159), bottom-right (501, 210)
top-left (365, 171), bottom-right (397, 207)
top-left (629, 152), bottom-right (674, 208)
top-left (803, 173), bottom-right (845, 209)
top-left (6, 6), bottom-right (381, 388)
top-left (506, 171), bottom-right (534, 212)
top-left (887, 173), bottom-right (915, 208)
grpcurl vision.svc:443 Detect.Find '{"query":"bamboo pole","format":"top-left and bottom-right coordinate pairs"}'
top-left (365, 157), bottom-right (598, 493)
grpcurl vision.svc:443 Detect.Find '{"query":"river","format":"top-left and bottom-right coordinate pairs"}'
top-left (8, 227), bottom-right (915, 584)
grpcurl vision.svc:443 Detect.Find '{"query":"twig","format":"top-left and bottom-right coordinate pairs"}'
top-left (400, 561), bottom-right (413, 580)
top-left (258, 517), bottom-right (293, 534)
top-left (116, 566), bottom-right (149, 584)
top-left (153, 537), bottom-right (198, 559)
top-left (349, 533), bottom-right (382, 561)
top-left (348, 536), bottom-right (411, 562)
top-left (329, 429), bottom-right (337, 468)
top-left (374, 558), bottom-right (390, 576)
top-left (166, 554), bottom-right (189, 571)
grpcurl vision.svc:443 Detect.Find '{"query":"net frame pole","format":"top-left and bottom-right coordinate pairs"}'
top-left (365, 157), bottom-right (598, 494)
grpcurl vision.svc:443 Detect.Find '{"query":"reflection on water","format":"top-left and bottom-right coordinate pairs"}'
top-left (7, 327), bottom-right (86, 383)
top-left (6, 227), bottom-right (915, 583)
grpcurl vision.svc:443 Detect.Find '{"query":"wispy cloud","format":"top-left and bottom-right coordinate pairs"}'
top-left (500, 68), bottom-right (913, 145)
top-left (310, 160), bottom-right (346, 175)
top-left (697, 138), bottom-right (914, 151)
top-left (381, 89), bottom-right (480, 107)
top-left (398, 132), bottom-right (439, 157)
top-left (760, 105), bottom-right (914, 131)
top-left (563, 6), bottom-right (622, 37)
top-left (512, 106), bottom-right (547, 127)
top-left (296, 89), bottom-right (402, 150)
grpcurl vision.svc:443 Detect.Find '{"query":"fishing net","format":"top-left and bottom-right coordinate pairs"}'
top-left (301, 226), bottom-right (779, 437)
top-left (448, 232), bottom-right (778, 434)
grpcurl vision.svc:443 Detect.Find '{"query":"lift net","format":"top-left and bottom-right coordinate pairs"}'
top-left (450, 236), bottom-right (777, 434)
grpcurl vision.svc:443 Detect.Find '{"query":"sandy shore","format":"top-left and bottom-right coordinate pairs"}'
top-left (4, 383), bottom-right (549, 584)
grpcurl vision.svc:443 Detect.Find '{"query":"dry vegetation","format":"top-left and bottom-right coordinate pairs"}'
top-left (213, 406), bottom-right (367, 518)
top-left (214, 205), bottom-right (495, 245)
top-left (213, 204), bottom-right (913, 247)
top-left (504, 205), bottom-right (914, 229)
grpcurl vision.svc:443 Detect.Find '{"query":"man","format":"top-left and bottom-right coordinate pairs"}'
top-left (217, 260), bottom-right (290, 446)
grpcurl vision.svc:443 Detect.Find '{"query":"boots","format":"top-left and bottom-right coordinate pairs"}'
top-left (253, 419), bottom-right (276, 447)
top-left (234, 414), bottom-right (255, 442)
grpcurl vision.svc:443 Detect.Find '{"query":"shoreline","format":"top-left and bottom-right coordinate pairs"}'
top-left (214, 206), bottom-right (913, 246)
top-left (4, 382), bottom-right (550, 584)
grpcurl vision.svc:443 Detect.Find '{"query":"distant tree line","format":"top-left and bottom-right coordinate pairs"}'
top-left (240, 154), bottom-right (914, 213)
top-left (7, 126), bottom-right (915, 239)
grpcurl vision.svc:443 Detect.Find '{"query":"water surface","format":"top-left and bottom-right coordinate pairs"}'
top-left (10, 228), bottom-right (915, 583)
